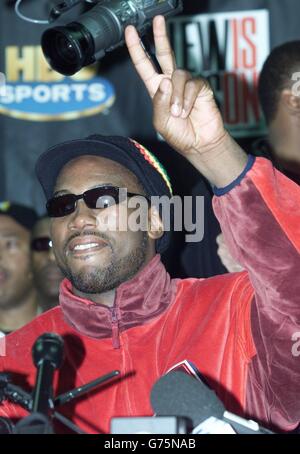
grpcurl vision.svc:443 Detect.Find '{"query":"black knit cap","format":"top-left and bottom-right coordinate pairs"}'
top-left (35, 135), bottom-right (173, 253)
top-left (0, 201), bottom-right (38, 231)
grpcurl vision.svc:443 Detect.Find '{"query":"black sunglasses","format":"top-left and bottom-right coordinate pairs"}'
top-left (46, 186), bottom-right (147, 218)
top-left (31, 237), bottom-right (53, 252)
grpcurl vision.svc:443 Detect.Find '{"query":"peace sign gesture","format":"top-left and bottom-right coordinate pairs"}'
top-left (124, 16), bottom-right (227, 159)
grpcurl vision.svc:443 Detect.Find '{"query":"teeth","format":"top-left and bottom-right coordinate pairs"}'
top-left (74, 243), bottom-right (101, 251)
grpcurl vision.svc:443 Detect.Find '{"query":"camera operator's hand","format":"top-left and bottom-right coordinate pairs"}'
top-left (125, 16), bottom-right (248, 188)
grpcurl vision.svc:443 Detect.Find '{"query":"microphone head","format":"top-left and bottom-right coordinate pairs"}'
top-left (32, 333), bottom-right (64, 369)
top-left (151, 371), bottom-right (225, 428)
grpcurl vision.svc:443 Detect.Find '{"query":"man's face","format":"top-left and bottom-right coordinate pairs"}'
top-left (50, 155), bottom-right (151, 295)
top-left (0, 215), bottom-right (33, 309)
top-left (31, 217), bottom-right (64, 300)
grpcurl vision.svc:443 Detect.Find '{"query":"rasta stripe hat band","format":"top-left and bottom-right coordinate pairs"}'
top-left (0, 201), bottom-right (38, 231)
top-left (35, 135), bottom-right (173, 253)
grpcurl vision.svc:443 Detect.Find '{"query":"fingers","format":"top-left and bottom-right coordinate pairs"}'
top-left (174, 76), bottom-right (214, 119)
top-left (126, 13), bottom-right (215, 125)
top-left (170, 70), bottom-right (192, 117)
top-left (153, 78), bottom-right (173, 132)
top-left (153, 71), bottom-right (213, 124)
top-left (182, 79), bottom-right (207, 119)
top-left (169, 70), bottom-right (205, 119)
top-left (125, 15), bottom-right (176, 97)
top-left (153, 15), bottom-right (176, 76)
top-left (125, 25), bottom-right (158, 97)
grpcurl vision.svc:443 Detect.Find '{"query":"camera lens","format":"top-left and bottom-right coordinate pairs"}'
top-left (41, 1), bottom-right (128, 76)
top-left (55, 35), bottom-right (78, 65)
top-left (41, 24), bottom-right (94, 76)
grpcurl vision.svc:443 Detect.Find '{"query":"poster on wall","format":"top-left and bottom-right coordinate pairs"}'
top-left (168, 9), bottom-right (270, 138)
top-left (0, 49), bottom-right (116, 122)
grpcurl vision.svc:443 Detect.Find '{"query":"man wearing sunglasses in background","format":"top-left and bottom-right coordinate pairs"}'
top-left (31, 216), bottom-right (64, 313)
top-left (0, 16), bottom-right (299, 434)
top-left (0, 202), bottom-right (39, 335)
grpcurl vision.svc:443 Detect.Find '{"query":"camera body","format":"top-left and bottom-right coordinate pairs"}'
top-left (42, 0), bottom-right (183, 76)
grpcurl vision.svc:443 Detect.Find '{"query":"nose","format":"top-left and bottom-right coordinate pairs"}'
top-left (67, 199), bottom-right (97, 231)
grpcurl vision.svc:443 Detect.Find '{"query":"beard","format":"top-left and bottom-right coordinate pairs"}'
top-left (61, 233), bottom-right (148, 294)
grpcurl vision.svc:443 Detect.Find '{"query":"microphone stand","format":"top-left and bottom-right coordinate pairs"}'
top-left (54, 370), bottom-right (120, 407)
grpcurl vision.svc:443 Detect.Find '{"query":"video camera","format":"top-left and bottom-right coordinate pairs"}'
top-left (26, 0), bottom-right (183, 76)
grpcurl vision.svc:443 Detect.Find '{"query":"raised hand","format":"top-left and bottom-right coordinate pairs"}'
top-left (124, 15), bottom-right (227, 158)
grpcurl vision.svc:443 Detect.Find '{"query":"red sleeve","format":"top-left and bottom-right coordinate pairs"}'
top-left (213, 156), bottom-right (300, 432)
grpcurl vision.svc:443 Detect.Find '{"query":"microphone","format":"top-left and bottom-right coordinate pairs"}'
top-left (151, 371), bottom-right (274, 434)
top-left (31, 333), bottom-right (64, 415)
top-left (1, 332), bottom-right (120, 434)
top-left (151, 371), bottom-right (225, 430)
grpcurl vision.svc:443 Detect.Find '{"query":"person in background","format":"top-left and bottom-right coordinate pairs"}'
top-left (31, 216), bottom-right (63, 312)
top-left (257, 40), bottom-right (300, 183)
top-left (0, 202), bottom-right (38, 335)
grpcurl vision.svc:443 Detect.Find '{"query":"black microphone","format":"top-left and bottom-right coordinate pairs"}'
top-left (151, 371), bottom-right (225, 429)
top-left (151, 371), bottom-right (274, 434)
top-left (31, 333), bottom-right (64, 415)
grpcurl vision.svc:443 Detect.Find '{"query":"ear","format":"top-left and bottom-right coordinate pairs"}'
top-left (281, 88), bottom-right (300, 112)
top-left (148, 206), bottom-right (164, 240)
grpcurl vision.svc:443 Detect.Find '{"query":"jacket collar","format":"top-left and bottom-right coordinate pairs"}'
top-left (59, 255), bottom-right (176, 347)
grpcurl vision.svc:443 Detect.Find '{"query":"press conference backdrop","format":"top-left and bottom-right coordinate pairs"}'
top-left (0, 0), bottom-right (300, 277)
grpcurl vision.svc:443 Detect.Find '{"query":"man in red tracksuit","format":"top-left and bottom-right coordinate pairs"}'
top-left (0, 17), bottom-right (299, 434)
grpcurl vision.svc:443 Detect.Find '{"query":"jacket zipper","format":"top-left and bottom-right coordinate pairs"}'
top-left (111, 306), bottom-right (120, 349)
